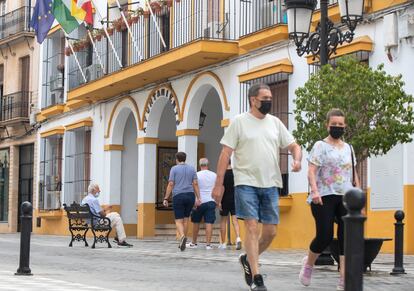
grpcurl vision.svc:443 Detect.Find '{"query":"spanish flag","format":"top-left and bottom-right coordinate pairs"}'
top-left (71, 0), bottom-right (93, 25)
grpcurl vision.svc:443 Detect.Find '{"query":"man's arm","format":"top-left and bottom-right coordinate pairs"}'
top-left (287, 142), bottom-right (302, 172)
top-left (212, 145), bottom-right (233, 203)
top-left (163, 181), bottom-right (174, 207)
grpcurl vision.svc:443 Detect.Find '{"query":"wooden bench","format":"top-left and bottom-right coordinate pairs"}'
top-left (63, 202), bottom-right (112, 249)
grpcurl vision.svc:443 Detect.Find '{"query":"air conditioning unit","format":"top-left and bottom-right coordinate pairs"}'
top-left (29, 107), bottom-right (39, 126)
top-left (203, 21), bottom-right (221, 39)
top-left (83, 64), bottom-right (103, 83)
top-left (50, 73), bottom-right (64, 91)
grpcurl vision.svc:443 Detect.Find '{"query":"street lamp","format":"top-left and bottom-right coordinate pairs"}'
top-left (285, 0), bottom-right (365, 65)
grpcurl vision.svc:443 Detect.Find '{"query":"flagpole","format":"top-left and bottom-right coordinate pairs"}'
top-left (66, 36), bottom-right (87, 83)
top-left (145, 0), bottom-right (167, 49)
top-left (114, 0), bottom-right (143, 62)
top-left (90, 0), bottom-right (123, 69)
top-left (87, 30), bottom-right (105, 73)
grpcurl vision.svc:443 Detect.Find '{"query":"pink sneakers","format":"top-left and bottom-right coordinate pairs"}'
top-left (299, 256), bottom-right (313, 286)
top-left (336, 277), bottom-right (345, 290)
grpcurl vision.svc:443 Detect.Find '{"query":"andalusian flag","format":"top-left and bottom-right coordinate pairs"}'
top-left (52, 0), bottom-right (80, 33)
top-left (71, 0), bottom-right (93, 25)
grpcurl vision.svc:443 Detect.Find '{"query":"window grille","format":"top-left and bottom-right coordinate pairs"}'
top-left (64, 127), bottom-right (91, 204)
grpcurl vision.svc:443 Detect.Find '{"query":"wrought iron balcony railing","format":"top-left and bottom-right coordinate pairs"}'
top-left (0, 91), bottom-right (30, 123)
top-left (239, 0), bottom-right (287, 37)
top-left (68, 0), bottom-right (237, 90)
top-left (42, 53), bottom-right (65, 109)
top-left (0, 6), bottom-right (32, 41)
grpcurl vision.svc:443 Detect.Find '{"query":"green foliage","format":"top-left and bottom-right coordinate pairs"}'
top-left (293, 57), bottom-right (414, 163)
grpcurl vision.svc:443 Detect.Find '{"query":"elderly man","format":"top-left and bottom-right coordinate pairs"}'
top-left (188, 158), bottom-right (217, 250)
top-left (81, 183), bottom-right (132, 247)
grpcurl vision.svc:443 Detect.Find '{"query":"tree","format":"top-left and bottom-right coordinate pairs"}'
top-left (293, 57), bottom-right (414, 165)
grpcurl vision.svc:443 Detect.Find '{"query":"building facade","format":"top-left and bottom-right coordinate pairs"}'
top-left (0, 0), bottom-right (39, 233)
top-left (34, 0), bottom-right (414, 253)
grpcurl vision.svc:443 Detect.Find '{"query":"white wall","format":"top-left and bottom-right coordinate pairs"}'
top-left (158, 104), bottom-right (177, 141)
top-left (120, 113), bottom-right (138, 223)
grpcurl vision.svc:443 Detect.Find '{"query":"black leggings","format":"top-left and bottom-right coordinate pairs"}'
top-left (310, 195), bottom-right (347, 255)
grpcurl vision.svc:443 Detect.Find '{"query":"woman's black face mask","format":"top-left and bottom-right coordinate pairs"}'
top-left (329, 126), bottom-right (345, 139)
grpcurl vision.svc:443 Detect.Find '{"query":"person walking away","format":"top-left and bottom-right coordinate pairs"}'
top-left (188, 158), bottom-right (217, 249)
top-left (218, 160), bottom-right (242, 250)
top-left (163, 152), bottom-right (201, 251)
top-left (212, 83), bottom-right (302, 291)
top-left (299, 108), bottom-right (360, 291)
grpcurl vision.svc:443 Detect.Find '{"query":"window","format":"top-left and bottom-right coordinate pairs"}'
top-left (64, 127), bottom-right (91, 204)
top-left (39, 136), bottom-right (63, 210)
top-left (0, 148), bottom-right (9, 221)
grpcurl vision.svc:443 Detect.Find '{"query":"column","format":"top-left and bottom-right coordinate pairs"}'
top-left (176, 129), bottom-right (199, 170)
top-left (103, 145), bottom-right (123, 211)
top-left (137, 137), bottom-right (158, 238)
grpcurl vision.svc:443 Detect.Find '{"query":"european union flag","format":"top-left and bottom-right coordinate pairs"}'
top-left (30, 0), bottom-right (55, 44)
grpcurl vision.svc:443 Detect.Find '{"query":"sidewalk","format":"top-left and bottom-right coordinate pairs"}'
top-left (0, 234), bottom-right (413, 290)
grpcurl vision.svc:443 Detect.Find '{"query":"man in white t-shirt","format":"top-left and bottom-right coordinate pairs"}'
top-left (212, 83), bottom-right (302, 291)
top-left (188, 158), bottom-right (217, 250)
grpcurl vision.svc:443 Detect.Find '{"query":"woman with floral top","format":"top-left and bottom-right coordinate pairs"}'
top-left (299, 108), bottom-right (360, 291)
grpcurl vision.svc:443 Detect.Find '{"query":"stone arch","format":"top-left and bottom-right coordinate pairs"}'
top-left (180, 71), bottom-right (230, 124)
top-left (141, 84), bottom-right (180, 134)
top-left (105, 96), bottom-right (141, 144)
top-left (181, 71), bottom-right (229, 129)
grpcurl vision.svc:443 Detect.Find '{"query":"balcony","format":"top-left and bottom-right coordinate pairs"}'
top-left (0, 91), bottom-right (30, 125)
top-left (0, 6), bottom-right (33, 46)
top-left (67, 0), bottom-right (238, 102)
top-left (238, 0), bottom-right (288, 53)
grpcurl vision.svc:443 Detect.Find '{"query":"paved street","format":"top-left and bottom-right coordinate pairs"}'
top-left (0, 234), bottom-right (413, 290)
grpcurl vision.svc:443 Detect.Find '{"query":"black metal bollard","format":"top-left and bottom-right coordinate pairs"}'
top-left (15, 201), bottom-right (33, 276)
top-left (391, 210), bottom-right (406, 275)
top-left (343, 188), bottom-right (366, 291)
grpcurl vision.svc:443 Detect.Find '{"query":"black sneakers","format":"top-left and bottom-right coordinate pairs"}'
top-left (118, 241), bottom-right (133, 247)
top-left (250, 274), bottom-right (267, 291)
top-left (239, 253), bottom-right (253, 286)
top-left (178, 236), bottom-right (187, 251)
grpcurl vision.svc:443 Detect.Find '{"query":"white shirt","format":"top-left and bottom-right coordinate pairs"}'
top-left (220, 112), bottom-right (295, 188)
top-left (197, 170), bottom-right (217, 203)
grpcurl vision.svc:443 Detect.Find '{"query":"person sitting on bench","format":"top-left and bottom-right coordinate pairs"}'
top-left (82, 183), bottom-right (132, 247)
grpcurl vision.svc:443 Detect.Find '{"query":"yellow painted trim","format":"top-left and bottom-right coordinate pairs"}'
top-left (238, 24), bottom-right (288, 54)
top-left (221, 118), bottom-right (230, 128)
top-left (306, 35), bottom-right (373, 64)
top-left (136, 137), bottom-right (160, 145)
top-left (65, 99), bottom-right (91, 111)
top-left (137, 203), bottom-right (155, 238)
top-left (141, 84), bottom-right (180, 130)
top-left (176, 129), bottom-right (200, 137)
top-left (311, 4), bottom-right (341, 28)
top-left (104, 144), bottom-right (125, 151)
top-left (36, 113), bottom-right (46, 122)
top-left (181, 71), bottom-right (230, 121)
top-left (279, 195), bottom-right (293, 213)
top-left (41, 104), bottom-right (65, 118)
top-left (67, 40), bottom-right (239, 102)
top-left (238, 58), bottom-right (293, 83)
top-left (65, 117), bottom-right (93, 131)
top-left (105, 96), bottom-right (141, 139)
top-left (40, 126), bottom-right (65, 138)
top-left (47, 24), bottom-right (62, 36)
top-left (369, 0), bottom-right (410, 13)
top-left (37, 209), bottom-right (64, 219)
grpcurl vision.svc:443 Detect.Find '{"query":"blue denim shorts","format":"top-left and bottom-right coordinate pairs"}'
top-left (173, 192), bottom-right (195, 219)
top-left (235, 185), bottom-right (279, 224)
top-left (191, 201), bottom-right (216, 224)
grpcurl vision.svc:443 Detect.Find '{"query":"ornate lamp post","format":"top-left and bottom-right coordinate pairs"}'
top-left (285, 0), bottom-right (365, 65)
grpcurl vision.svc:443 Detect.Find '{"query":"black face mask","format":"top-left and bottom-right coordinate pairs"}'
top-left (257, 100), bottom-right (272, 115)
top-left (329, 126), bottom-right (345, 139)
